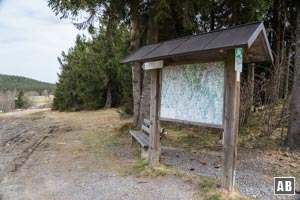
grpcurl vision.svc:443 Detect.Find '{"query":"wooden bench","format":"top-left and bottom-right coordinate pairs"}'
top-left (130, 119), bottom-right (163, 160)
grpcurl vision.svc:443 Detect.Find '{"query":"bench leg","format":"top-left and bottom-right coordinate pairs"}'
top-left (141, 147), bottom-right (149, 160)
top-left (130, 135), bottom-right (133, 146)
top-left (159, 146), bottom-right (162, 156)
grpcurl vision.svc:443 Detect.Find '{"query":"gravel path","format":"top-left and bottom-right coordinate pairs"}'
top-left (160, 146), bottom-right (300, 200)
top-left (1, 168), bottom-right (195, 200)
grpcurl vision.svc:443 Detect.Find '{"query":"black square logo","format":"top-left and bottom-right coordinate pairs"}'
top-left (274, 177), bottom-right (295, 195)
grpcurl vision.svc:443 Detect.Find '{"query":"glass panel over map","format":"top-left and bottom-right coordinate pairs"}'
top-left (160, 62), bottom-right (225, 126)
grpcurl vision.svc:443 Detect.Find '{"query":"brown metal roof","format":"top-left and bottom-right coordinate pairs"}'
top-left (121, 21), bottom-right (273, 64)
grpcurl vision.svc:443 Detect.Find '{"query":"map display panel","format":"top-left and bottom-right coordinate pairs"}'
top-left (160, 62), bottom-right (225, 126)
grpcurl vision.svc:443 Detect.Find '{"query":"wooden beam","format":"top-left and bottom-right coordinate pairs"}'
top-left (159, 117), bottom-right (223, 129)
top-left (221, 50), bottom-right (240, 191)
top-left (149, 69), bottom-right (160, 167)
top-left (164, 52), bottom-right (226, 66)
top-left (242, 48), bottom-right (249, 63)
top-left (158, 68), bottom-right (162, 156)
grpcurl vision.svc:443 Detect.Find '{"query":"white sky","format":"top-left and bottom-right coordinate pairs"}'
top-left (0, 0), bottom-right (86, 83)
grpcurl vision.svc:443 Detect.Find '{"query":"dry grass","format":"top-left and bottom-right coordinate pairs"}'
top-left (121, 160), bottom-right (175, 177)
top-left (193, 178), bottom-right (252, 200)
top-left (161, 122), bottom-right (222, 152)
top-left (29, 96), bottom-right (52, 107)
top-left (239, 101), bottom-right (289, 150)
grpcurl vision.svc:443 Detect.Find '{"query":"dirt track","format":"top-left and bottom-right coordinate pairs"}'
top-left (0, 110), bottom-right (197, 200)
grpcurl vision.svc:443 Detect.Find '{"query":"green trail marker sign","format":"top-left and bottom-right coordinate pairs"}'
top-left (235, 48), bottom-right (243, 72)
top-left (235, 48), bottom-right (243, 81)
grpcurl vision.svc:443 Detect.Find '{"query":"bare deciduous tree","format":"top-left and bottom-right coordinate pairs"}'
top-left (287, 0), bottom-right (300, 149)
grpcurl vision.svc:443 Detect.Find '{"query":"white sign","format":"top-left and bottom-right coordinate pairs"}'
top-left (142, 60), bottom-right (163, 70)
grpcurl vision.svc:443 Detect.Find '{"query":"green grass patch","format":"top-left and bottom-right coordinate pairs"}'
top-left (131, 160), bottom-right (148, 175)
top-left (122, 159), bottom-right (172, 177)
top-left (192, 178), bottom-right (252, 200)
top-left (120, 159), bottom-right (188, 179)
top-left (82, 128), bottom-right (119, 153)
top-left (202, 179), bottom-right (217, 193)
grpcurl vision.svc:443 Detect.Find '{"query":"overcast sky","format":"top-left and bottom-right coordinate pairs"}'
top-left (0, 0), bottom-right (86, 83)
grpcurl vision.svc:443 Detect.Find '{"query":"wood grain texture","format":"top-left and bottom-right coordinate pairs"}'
top-left (149, 69), bottom-right (160, 167)
top-left (221, 50), bottom-right (240, 191)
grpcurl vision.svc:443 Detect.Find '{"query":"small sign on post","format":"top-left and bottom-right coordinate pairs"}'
top-left (235, 48), bottom-right (243, 81)
top-left (142, 60), bottom-right (163, 70)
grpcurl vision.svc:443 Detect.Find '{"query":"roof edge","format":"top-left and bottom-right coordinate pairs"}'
top-left (119, 21), bottom-right (262, 64)
top-left (247, 21), bottom-right (273, 62)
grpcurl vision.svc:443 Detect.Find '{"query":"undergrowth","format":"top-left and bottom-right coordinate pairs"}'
top-left (160, 122), bottom-right (222, 151)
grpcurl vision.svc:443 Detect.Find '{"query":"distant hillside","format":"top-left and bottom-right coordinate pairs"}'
top-left (0, 74), bottom-right (55, 93)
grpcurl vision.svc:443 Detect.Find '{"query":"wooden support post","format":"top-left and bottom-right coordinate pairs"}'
top-left (221, 50), bottom-right (241, 191)
top-left (158, 68), bottom-right (162, 156)
top-left (149, 69), bottom-right (160, 167)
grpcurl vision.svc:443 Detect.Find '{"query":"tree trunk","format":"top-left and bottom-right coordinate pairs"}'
top-left (129, 0), bottom-right (141, 127)
top-left (105, 82), bottom-right (112, 108)
top-left (132, 62), bottom-right (141, 126)
top-left (272, 0), bottom-right (283, 101)
top-left (138, 0), bottom-right (159, 126)
top-left (287, 1), bottom-right (300, 149)
top-left (279, 0), bottom-right (287, 99)
top-left (284, 44), bottom-right (291, 99)
top-left (139, 72), bottom-right (152, 125)
top-left (248, 63), bottom-right (255, 111)
top-left (146, 0), bottom-right (159, 44)
top-left (210, 8), bottom-right (215, 31)
top-left (104, 5), bottom-right (117, 110)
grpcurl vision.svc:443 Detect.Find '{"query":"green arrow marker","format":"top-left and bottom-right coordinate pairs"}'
top-left (235, 48), bottom-right (243, 60)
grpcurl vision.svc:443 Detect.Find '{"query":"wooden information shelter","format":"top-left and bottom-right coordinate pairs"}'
top-left (121, 21), bottom-right (273, 191)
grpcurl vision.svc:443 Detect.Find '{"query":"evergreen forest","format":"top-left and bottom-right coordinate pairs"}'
top-left (0, 74), bottom-right (55, 94)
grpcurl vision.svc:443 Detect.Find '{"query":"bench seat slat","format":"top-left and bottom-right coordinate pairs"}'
top-left (144, 119), bottom-right (151, 126)
top-left (129, 130), bottom-right (149, 147)
top-left (141, 125), bottom-right (151, 134)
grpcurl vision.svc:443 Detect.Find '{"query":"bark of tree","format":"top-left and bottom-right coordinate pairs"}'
top-left (287, 1), bottom-right (300, 148)
top-left (272, 0), bottom-right (283, 101)
top-left (105, 82), bottom-right (112, 108)
top-left (129, 0), bottom-right (141, 127)
top-left (104, 5), bottom-right (117, 109)
top-left (284, 44), bottom-right (291, 99)
top-left (279, 0), bottom-right (287, 99)
top-left (138, 0), bottom-right (159, 126)
top-left (284, 3), bottom-right (295, 99)
top-left (248, 63), bottom-right (255, 111)
top-left (210, 8), bottom-right (215, 31)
